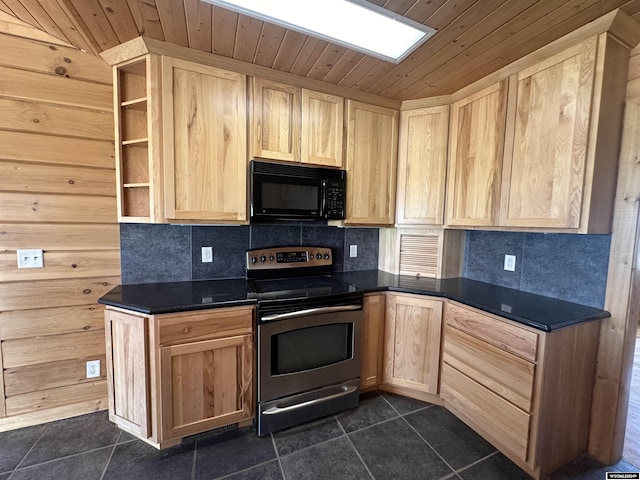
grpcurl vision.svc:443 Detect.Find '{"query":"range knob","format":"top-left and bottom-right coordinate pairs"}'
top-left (269, 255), bottom-right (275, 261)
top-left (324, 253), bottom-right (330, 260)
top-left (316, 253), bottom-right (322, 260)
top-left (260, 255), bottom-right (266, 263)
top-left (250, 256), bottom-right (257, 264)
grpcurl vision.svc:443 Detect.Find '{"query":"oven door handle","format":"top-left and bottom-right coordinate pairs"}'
top-left (261, 304), bottom-right (361, 322)
top-left (262, 385), bottom-right (358, 416)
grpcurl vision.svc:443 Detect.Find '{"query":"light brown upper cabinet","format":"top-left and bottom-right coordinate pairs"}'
top-left (162, 58), bottom-right (247, 222)
top-left (301, 89), bottom-right (344, 167)
top-left (249, 78), bottom-right (301, 162)
top-left (250, 78), bottom-right (344, 167)
top-left (500, 36), bottom-right (627, 232)
top-left (446, 80), bottom-right (508, 227)
top-left (345, 100), bottom-right (399, 225)
top-left (396, 105), bottom-right (449, 226)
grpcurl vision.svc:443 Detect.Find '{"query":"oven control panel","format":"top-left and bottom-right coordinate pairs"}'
top-left (246, 246), bottom-right (332, 270)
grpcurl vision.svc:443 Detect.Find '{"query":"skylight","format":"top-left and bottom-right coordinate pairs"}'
top-left (202, 0), bottom-right (436, 64)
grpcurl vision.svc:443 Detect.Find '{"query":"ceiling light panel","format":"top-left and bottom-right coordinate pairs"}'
top-left (202, 0), bottom-right (436, 63)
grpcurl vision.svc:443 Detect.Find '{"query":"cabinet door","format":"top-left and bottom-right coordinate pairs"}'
top-left (501, 39), bottom-right (596, 229)
top-left (446, 81), bottom-right (507, 227)
top-left (105, 309), bottom-right (150, 438)
top-left (383, 294), bottom-right (442, 394)
top-left (396, 106), bottom-right (449, 225)
top-left (159, 335), bottom-right (253, 441)
top-left (361, 294), bottom-right (386, 389)
top-left (345, 100), bottom-right (399, 225)
top-left (250, 78), bottom-right (301, 162)
top-left (301, 89), bottom-right (344, 167)
top-left (162, 58), bottom-right (247, 222)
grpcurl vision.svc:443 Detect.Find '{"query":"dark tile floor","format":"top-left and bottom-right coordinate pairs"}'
top-left (0, 390), bottom-right (637, 480)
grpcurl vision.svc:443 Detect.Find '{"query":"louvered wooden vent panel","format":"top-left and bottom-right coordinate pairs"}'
top-left (399, 234), bottom-right (439, 277)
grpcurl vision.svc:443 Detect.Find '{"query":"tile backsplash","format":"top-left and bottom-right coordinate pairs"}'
top-left (463, 230), bottom-right (611, 308)
top-left (120, 223), bottom-right (379, 284)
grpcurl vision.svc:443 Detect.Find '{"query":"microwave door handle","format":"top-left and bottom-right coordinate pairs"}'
top-left (261, 304), bottom-right (361, 322)
top-left (321, 179), bottom-right (328, 218)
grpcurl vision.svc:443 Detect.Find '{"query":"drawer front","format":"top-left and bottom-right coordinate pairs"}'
top-left (158, 307), bottom-right (253, 346)
top-left (443, 325), bottom-right (535, 411)
top-left (441, 363), bottom-right (531, 461)
top-left (445, 303), bottom-right (538, 362)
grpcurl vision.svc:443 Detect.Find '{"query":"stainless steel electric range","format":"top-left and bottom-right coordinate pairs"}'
top-left (246, 246), bottom-right (363, 436)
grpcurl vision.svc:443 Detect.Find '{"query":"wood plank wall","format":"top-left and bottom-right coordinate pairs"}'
top-left (0, 23), bottom-right (120, 430)
top-left (589, 43), bottom-right (640, 463)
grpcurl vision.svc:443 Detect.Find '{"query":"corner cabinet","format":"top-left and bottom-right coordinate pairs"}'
top-left (162, 58), bottom-right (248, 222)
top-left (396, 105), bottom-right (449, 226)
top-left (441, 302), bottom-right (600, 479)
top-left (499, 35), bottom-right (628, 232)
top-left (105, 306), bottom-right (254, 449)
top-left (446, 80), bottom-right (508, 227)
top-left (345, 100), bottom-right (399, 225)
top-left (382, 293), bottom-right (443, 400)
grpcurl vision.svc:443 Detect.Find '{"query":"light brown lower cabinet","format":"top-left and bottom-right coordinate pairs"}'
top-left (441, 302), bottom-right (600, 480)
top-left (105, 306), bottom-right (254, 449)
top-left (361, 294), bottom-right (386, 390)
top-left (381, 293), bottom-right (443, 401)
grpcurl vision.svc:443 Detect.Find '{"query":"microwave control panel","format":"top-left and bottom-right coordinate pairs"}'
top-left (324, 179), bottom-right (345, 219)
top-left (246, 246), bottom-right (332, 270)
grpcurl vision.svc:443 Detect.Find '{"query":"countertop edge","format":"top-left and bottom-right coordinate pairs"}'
top-left (99, 278), bottom-right (610, 332)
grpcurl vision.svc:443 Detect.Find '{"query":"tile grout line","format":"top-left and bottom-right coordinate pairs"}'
top-left (270, 432), bottom-right (287, 480)
top-left (336, 415), bottom-right (376, 480)
top-left (396, 409), bottom-right (460, 477)
top-left (99, 430), bottom-right (122, 480)
top-left (10, 444), bottom-right (116, 476)
top-left (11, 423), bottom-right (50, 472)
top-left (451, 450), bottom-right (500, 477)
top-left (191, 437), bottom-right (198, 480)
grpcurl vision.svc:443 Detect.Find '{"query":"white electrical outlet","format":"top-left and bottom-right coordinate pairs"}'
top-left (349, 244), bottom-right (358, 258)
top-left (504, 254), bottom-right (516, 272)
top-left (202, 246), bottom-right (213, 263)
top-left (86, 360), bottom-right (100, 379)
top-left (17, 249), bottom-right (44, 269)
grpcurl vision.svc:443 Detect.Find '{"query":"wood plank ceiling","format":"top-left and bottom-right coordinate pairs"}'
top-left (1, 0), bottom-right (640, 100)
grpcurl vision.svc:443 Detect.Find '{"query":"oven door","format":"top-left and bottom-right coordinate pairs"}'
top-left (258, 305), bottom-right (362, 403)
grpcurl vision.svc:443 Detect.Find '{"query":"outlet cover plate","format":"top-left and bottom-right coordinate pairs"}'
top-left (17, 249), bottom-right (43, 269)
top-left (504, 254), bottom-right (516, 272)
top-left (202, 246), bottom-right (213, 263)
top-left (349, 245), bottom-right (358, 258)
top-left (86, 360), bottom-right (100, 379)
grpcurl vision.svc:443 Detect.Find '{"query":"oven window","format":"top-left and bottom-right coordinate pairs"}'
top-left (272, 323), bottom-right (353, 375)
top-left (261, 182), bottom-right (319, 211)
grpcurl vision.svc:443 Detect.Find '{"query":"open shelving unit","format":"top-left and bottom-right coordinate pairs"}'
top-left (114, 56), bottom-right (163, 222)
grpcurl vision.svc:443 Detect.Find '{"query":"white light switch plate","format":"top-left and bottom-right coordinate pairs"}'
top-left (504, 254), bottom-right (516, 272)
top-left (17, 249), bottom-right (44, 268)
top-left (349, 245), bottom-right (358, 258)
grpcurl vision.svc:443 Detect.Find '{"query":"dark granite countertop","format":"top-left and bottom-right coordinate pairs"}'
top-left (99, 271), bottom-right (610, 331)
top-left (98, 278), bottom-right (256, 314)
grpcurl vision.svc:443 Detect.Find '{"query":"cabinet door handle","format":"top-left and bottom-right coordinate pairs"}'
top-left (260, 304), bottom-right (361, 322)
top-left (262, 385), bottom-right (358, 415)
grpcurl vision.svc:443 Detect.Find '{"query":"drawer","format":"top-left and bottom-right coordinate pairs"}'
top-left (445, 302), bottom-right (538, 362)
top-left (443, 325), bottom-right (535, 411)
top-left (157, 307), bottom-right (253, 346)
top-left (441, 363), bottom-right (531, 462)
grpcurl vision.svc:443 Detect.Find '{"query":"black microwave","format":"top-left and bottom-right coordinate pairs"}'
top-left (250, 160), bottom-right (346, 222)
